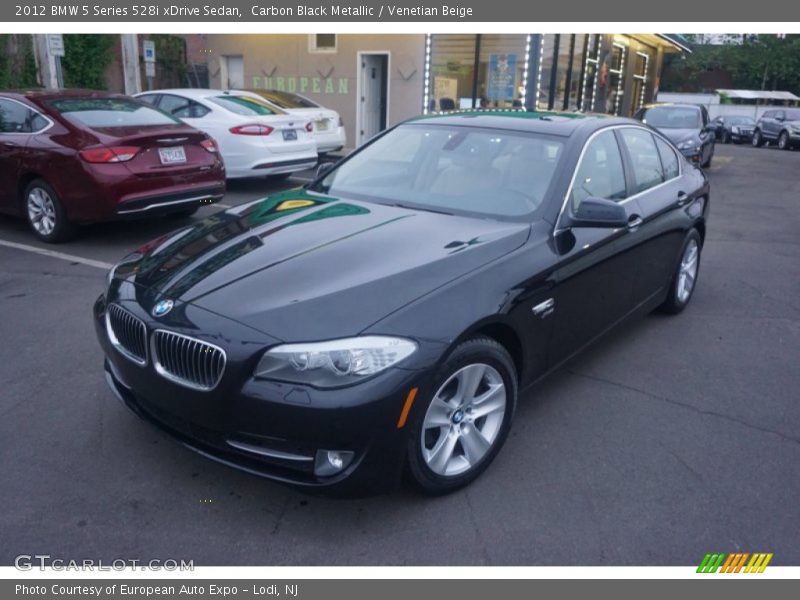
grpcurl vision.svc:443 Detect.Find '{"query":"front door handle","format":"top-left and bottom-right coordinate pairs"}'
top-left (677, 191), bottom-right (689, 206)
top-left (627, 214), bottom-right (643, 230)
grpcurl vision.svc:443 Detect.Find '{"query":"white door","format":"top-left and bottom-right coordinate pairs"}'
top-left (222, 55), bottom-right (244, 89)
top-left (359, 54), bottom-right (387, 146)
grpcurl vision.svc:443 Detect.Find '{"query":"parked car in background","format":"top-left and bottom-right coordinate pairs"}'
top-left (0, 90), bottom-right (225, 242)
top-left (711, 115), bottom-right (756, 144)
top-left (752, 108), bottom-right (800, 150)
top-left (135, 89), bottom-right (318, 179)
top-left (96, 111), bottom-right (709, 495)
top-left (634, 103), bottom-right (715, 168)
top-left (235, 89), bottom-right (346, 154)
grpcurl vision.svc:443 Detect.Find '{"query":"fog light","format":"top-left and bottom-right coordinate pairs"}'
top-left (314, 449), bottom-right (355, 477)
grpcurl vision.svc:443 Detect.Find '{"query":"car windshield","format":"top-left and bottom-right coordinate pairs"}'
top-left (728, 116), bottom-right (755, 125)
top-left (47, 97), bottom-right (181, 128)
top-left (310, 123), bottom-right (565, 219)
top-left (209, 95), bottom-right (279, 116)
top-left (643, 106), bottom-right (701, 129)
top-left (257, 90), bottom-right (319, 109)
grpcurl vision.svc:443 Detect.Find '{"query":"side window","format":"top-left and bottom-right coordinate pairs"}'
top-left (174, 101), bottom-right (209, 119)
top-left (571, 130), bottom-right (627, 210)
top-left (655, 136), bottom-right (680, 180)
top-left (29, 112), bottom-right (49, 132)
top-left (137, 94), bottom-right (159, 106)
top-left (775, 110), bottom-right (785, 121)
top-left (619, 128), bottom-right (664, 194)
top-left (158, 94), bottom-right (191, 116)
top-left (0, 99), bottom-right (34, 133)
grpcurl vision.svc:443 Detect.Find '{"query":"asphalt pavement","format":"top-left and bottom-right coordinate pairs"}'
top-left (1, 144), bottom-right (798, 566)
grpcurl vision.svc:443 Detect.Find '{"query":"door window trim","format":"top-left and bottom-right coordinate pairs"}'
top-left (0, 97), bottom-right (54, 135)
top-left (554, 124), bottom-right (683, 234)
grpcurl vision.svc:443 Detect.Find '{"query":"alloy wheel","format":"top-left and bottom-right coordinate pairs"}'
top-left (27, 187), bottom-right (57, 236)
top-left (421, 363), bottom-right (507, 477)
top-left (778, 132), bottom-right (788, 150)
top-left (677, 239), bottom-right (699, 303)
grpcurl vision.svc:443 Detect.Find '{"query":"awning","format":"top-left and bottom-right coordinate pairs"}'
top-left (656, 34), bottom-right (693, 53)
top-left (716, 89), bottom-right (800, 101)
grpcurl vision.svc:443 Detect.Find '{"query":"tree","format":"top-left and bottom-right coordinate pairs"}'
top-left (661, 35), bottom-right (800, 94)
top-left (61, 34), bottom-right (115, 90)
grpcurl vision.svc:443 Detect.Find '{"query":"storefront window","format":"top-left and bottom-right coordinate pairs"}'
top-left (565, 35), bottom-right (586, 111)
top-left (429, 35), bottom-right (478, 111)
top-left (537, 35), bottom-right (556, 110)
top-left (582, 34), bottom-right (602, 112)
top-left (632, 51), bottom-right (650, 113)
top-left (477, 34), bottom-right (527, 108)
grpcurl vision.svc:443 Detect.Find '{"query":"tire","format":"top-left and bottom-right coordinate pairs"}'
top-left (659, 229), bottom-right (702, 315)
top-left (406, 336), bottom-right (517, 495)
top-left (701, 144), bottom-right (714, 168)
top-left (721, 130), bottom-right (730, 144)
top-left (752, 129), bottom-right (764, 147)
top-left (777, 131), bottom-right (791, 151)
top-left (23, 179), bottom-right (76, 243)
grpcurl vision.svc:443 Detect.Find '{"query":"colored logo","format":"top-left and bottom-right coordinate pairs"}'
top-left (152, 299), bottom-right (174, 318)
top-left (697, 552), bottom-right (773, 573)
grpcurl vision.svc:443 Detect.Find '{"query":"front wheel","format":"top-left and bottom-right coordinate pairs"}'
top-left (721, 130), bottom-right (730, 144)
top-left (406, 337), bottom-right (517, 494)
top-left (24, 179), bottom-right (76, 243)
top-left (752, 129), bottom-right (764, 147)
top-left (777, 131), bottom-right (791, 150)
top-left (659, 229), bottom-right (702, 314)
top-left (701, 144), bottom-right (714, 168)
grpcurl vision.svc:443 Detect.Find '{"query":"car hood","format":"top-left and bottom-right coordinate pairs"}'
top-left (117, 190), bottom-right (530, 341)
top-left (657, 128), bottom-right (701, 143)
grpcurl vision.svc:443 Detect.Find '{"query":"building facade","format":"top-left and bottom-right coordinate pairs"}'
top-left (200, 33), bottom-right (689, 150)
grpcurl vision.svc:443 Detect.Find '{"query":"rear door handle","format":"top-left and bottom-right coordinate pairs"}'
top-left (627, 214), bottom-right (643, 230)
top-left (677, 191), bottom-right (689, 206)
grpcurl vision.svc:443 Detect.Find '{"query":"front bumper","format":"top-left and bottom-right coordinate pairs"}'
top-left (94, 294), bottom-right (432, 495)
top-left (678, 147), bottom-right (704, 165)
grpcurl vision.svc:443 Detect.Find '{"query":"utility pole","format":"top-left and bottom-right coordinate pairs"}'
top-left (32, 34), bottom-right (61, 89)
top-left (120, 34), bottom-right (142, 95)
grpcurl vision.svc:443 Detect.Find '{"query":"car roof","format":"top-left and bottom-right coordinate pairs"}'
top-left (641, 103), bottom-right (702, 111)
top-left (406, 110), bottom-right (635, 137)
top-left (2, 89), bottom-right (129, 101)
top-left (136, 88), bottom-right (230, 99)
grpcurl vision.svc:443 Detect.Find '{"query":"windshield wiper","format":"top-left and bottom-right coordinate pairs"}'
top-left (389, 202), bottom-right (453, 216)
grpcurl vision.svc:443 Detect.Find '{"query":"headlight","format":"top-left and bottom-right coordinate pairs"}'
top-left (676, 139), bottom-right (698, 151)
top-left (106, 264), bottom-right (117, 287)
top-left (731, 126), bottom-right (740, 133)
top-left (255, 336), bottom-right (418, 388)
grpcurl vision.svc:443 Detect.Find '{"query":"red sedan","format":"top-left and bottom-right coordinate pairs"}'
top-left (0, 90), bottom-right (226, 242)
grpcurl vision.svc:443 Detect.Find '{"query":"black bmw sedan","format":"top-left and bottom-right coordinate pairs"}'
top-left (94, 111), bottom-right (710, 495)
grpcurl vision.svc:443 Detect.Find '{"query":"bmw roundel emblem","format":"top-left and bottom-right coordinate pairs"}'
top-left (152, 299), bottom-right (174, 318)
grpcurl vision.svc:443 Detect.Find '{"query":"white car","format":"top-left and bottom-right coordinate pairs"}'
top-left (135, 89), bottom-right (318, 179)
top-left (232, 89), bottom-right (346, 154)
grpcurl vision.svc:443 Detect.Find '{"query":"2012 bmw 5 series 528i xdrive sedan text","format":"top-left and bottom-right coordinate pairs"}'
top-left (94, 111), bottom-right (710, 495)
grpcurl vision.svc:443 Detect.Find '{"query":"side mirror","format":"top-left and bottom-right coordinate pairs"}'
top-left (566, 197), bottom-right (628, 229)
top-left (776, 115), bottom-right (785, 122)
top-left (316, 162), bottom-right (335, 179)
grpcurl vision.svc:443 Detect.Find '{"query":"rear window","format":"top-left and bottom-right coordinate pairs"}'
top-left (47, 97), bottom-right (180, 128)
top-left (258, 91), bottom-right (319, 109)
top-left (209, 95), bottom-right (279, 116)
top-left (642, 106), bottom-right (701, 129)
